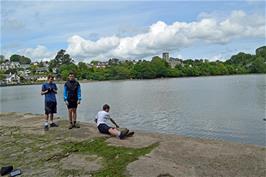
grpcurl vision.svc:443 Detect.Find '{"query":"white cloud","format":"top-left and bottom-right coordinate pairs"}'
top-left (66, 10), bottom-right (265, 61)
top-left (17, 45), bottom-right (56, 61)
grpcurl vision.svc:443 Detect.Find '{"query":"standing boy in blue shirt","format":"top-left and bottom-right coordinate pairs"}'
top-left (41, 75), bottom-right (58, 131)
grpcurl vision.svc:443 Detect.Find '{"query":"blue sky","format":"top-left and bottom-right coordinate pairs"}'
top-left (1, 0), bottom-right (265, 62)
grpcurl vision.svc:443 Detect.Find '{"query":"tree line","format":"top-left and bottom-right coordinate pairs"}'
top-left (56, 46), bottom-right (265, 80)
top-left (1, 46), bottom-right (265, 81)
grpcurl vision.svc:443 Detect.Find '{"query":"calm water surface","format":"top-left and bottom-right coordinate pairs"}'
top-left (1, 75), bottom-right (265, 146)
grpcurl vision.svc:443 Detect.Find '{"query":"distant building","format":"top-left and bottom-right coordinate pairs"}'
top-left (36, 75), bottom-right (48, 81)
top-left (18, 69), bottom-right (31, 77)
top-left (86, 64), bottom-right (93, 68)
top-left (162, 52), bottom-right (182, 68)
top-left (4, 73), bottom-right (20, 84)
top-left (108, 58), bottom-right (120, 65)
top-left (52, 68), bottom-right (59, 74)
top-left (36, 67), bottom-right (49, 74)
top-left (0, 61), bottom-right (20, 71)
top-left (162, 52), bottom-right (170, 62)
top-left (20, 64), bottom-right (31, 70)
top-left (96, 62), bottom-right (108, 68)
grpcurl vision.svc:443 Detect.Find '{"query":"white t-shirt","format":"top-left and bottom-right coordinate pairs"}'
top-left (96, 110), bottom-right (111, 126)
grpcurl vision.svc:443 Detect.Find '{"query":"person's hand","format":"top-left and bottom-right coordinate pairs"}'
top-left (77, 100), bottom-right (81, 104)
top-left (41, 90), bottom-right (48, 95)
top-left (65, 101), bottom-right (69, 106)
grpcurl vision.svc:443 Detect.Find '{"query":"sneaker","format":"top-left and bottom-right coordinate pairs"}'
top-left (50, 122), bottom-right (58, 127)
top-left (0, 166), bottom-right (13, 176)
top-left (119, 128), bottom-right (129, 139)
top-left (44, 125), bottom-right (49, 131)
top-left (73, 122), bottom-right (80, 128)
top-left (68, 124), bottom-right (73, 129)
top-left (126, 131), bottom-right (135, 137)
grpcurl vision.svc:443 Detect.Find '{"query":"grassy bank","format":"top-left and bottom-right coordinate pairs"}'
top-left (0, 125), bottom-right (157, 177)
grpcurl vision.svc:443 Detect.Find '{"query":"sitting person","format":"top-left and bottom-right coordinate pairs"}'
top-left (95, 104), bottom-right (129, 139)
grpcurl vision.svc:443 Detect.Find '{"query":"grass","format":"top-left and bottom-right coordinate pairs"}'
top-left (63, 138), bottom-right (158, 177)
top-left (0, 126), bottom-right (158, 177)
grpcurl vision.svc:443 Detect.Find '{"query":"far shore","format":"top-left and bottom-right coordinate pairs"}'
top-left (1, 73), bottom-right (264, 87)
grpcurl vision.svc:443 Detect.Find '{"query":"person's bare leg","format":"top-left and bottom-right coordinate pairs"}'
top-left (68, 109), bottom-right (74, 129)
top-left (73, 108), bottom-right (77, 122)
top-left (68, 109), bottom-right (73, 123)
top-left (108, 128), bottom-right (121, 137)
top-left (44, 114), bottom-right (49, 130)
top-left (50, 113), bottom-right (53, 123)
top-left (73, 108), bottom-right (80, 128)
top-left (45, 114), bottom-right (49, 122)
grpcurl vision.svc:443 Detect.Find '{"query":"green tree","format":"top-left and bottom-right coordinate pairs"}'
top-left (256, 46), bottom-right (266, 58)
top-left (0, 55), bottom-right (5, 64)
top-left (226, 52), bottom-right (253, 66)
top-left (150, 57), bottom-right (169, 77)
top-left (49, 49), bottom-right (73, 69)
top-left (250, 56), bottom-right (266, 73)
top-left (59, 63), bottom-right (78, 80)
top-left (10, 54), bottom-right (31, 64)
top-left (0, 70), bottom-right (5, 80)
top-left (77, 62), bottom-right (90, 79)
top-left (132, 61), bottom-right (156, 79)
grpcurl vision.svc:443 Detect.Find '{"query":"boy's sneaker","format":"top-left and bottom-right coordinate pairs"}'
top-left (44, 124), bottom-right (49, 131)
top-left (68, 124), bottom-right (73, 129)
top-left (50, 122), bottom-right (58, 127)
top-left (119, 128), bottom-right (129, 139)
top-left (73, 122), bottom-right (80, 128)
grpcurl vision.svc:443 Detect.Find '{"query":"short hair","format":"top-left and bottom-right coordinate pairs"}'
top-left (47, 75), bottom-right (54, 80)
top-left (103, 104), bottom-right (110, 111)
top-left (68, 72), bottom-right (75, 76)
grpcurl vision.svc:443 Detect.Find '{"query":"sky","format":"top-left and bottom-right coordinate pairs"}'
top-left (1, 0), bottom-right (265, 62)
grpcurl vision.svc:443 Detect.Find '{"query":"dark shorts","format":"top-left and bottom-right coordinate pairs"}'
top-left (67, 100), bottom-right (78, 109)
top-left (45, 101), bottom-right (57, 114)
top-left (98, 124), bottom-right (112, 134)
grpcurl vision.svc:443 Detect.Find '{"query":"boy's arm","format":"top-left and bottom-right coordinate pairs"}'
top-left (53, 84), bottom-right (58, 94)
top-left (94, 115), bottom-right (98, 123)
top-left (41, 84), bottom-right (48, 95)
top-left (63, 85), bottom-right (68, 101)
top-left (110, 118), bottom-right (119, 128)
top-left (77, 85), bottom-right (81, 101)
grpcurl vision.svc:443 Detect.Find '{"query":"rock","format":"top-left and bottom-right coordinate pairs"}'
top-left (60, 154), bottom-right (103, 173)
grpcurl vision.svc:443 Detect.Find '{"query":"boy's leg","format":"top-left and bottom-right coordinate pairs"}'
top-left (49, 113), bottom-right (58, 127)
top-left (72, 108), bottom-right (80, 128)
top-left (44, 114), bottom-right (49, 131)
top-left (44, 102), bottom-right (50, 130)
top-left (50, 113), bottom-right (53, 123)
top-left (45, 114), bottom-right (49, 122)
top-left (108, 128), bottom-right (120, 137)
top-left (68, 108), bottom-right (73, 129)
top-left (73, 108), bottom-right (76, 122)
top-left (109, 128), bottom-right (129, 139)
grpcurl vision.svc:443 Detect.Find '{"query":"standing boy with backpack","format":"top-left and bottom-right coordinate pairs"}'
top-left (64, 72), bottom-right (81, 129)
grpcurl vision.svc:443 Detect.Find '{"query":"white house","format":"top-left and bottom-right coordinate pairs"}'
top-left (36, 76), bottom-right (48, 81)
top-left (0, 62), bottom-right (21, 71)
top-left (5, 73), bottom-right (20, 84)
top-left (36, 67), bottom-right (49, 74)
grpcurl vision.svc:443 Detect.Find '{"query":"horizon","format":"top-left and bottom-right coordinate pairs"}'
top-left (1, 0), bottom-right (265, 62)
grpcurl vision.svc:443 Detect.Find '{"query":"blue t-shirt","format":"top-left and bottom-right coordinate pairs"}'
top-left (42, 82), bottom-right (57, 103)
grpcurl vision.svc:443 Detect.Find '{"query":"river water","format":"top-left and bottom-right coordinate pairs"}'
top-left (1, 74), bottom-right (265, 146)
